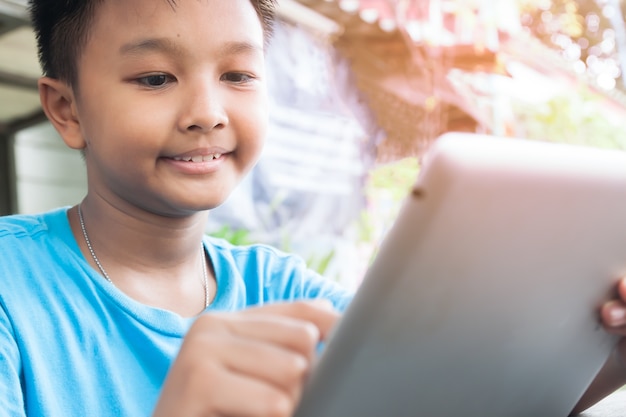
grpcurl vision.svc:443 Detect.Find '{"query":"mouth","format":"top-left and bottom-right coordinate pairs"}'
top-left (171, 153), bottom-right (222, 162)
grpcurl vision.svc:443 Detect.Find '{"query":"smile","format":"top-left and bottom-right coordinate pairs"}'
top-left (171, 154), bottom-right (222, 162)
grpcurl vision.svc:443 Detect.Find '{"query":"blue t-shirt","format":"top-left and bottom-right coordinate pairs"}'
top-left (0, 207), bottom-right (352, 417)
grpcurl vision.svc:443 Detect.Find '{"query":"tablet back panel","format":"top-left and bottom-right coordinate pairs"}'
top-left (295, 134), bottom-right (626, 417)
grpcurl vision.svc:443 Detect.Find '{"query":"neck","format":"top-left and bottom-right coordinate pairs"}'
top-left (77, 197), bottom-right (209, 267)
top-left (69, 197), bottom-right (213, 316)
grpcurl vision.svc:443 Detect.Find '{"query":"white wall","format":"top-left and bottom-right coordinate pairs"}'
top-left (13, 122), bottom-right (87, 214)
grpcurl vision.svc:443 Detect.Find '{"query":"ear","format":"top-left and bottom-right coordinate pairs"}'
top-left (38, 77), bottom-right (86, 150)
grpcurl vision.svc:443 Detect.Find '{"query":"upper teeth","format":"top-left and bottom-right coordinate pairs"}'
top-left (173, 154), bottom-right (222, 162)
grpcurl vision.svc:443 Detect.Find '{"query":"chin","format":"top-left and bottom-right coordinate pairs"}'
top-left (193, 195), bottom-right (233, 212)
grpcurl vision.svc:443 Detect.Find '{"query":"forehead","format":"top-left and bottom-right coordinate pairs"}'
top-left (86, 0), bottom-right (264, 53)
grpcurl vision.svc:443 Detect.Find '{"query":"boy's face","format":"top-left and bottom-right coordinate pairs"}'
top-left (70, 0), bottom-right (268, 216)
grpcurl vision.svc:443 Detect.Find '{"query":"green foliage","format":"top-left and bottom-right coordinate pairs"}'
top-left (208, 225), bottom-right (337, 277)
top-left (512, 88), bottom-right (626, 149)
top-left (366, 157), bottom-right (420, 202)
top-left (305, 249), bottom-right (336, 277)
top-left (519, 0), bottom-right (590, 38)
top-left (277, 234), bottom-right (338, 278)
top-left (518, 0), bottom-right (624, 93)
top-left (355, 156), bottom-right (421, 265)
top-left (209, 225), bottom-right (255, 246)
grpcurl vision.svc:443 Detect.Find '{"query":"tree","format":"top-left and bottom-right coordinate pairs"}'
top-left (520, 0), bottom-right (626, 92)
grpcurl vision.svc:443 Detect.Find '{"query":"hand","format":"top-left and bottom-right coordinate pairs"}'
top-left (152, 300), bottom-right (339, 417)
top-left (601, 277), bottom-right (626, 336)
top-left (601, 276), bottom-right (626, 369)
top-left (568, 277), bottom-right (626, 415)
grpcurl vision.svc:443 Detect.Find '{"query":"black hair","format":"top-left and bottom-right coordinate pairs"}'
top-left (28, 0), bottom-right (277, 88)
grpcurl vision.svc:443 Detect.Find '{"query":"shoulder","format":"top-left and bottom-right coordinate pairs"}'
top-left (0, 207), bottom-right (73, 276)
top-left (207, 235), bottom-right (293, 260)
top-left (204, 235), bottom-right (353, 311)
top-left (204, 235), bottom-right (307, 272)
top-left (0, 207), bottom-right (69, 240)
top-left (0, 207), bottom-right (77, 307)
top-left (0, 212), bottom-right (48, 238)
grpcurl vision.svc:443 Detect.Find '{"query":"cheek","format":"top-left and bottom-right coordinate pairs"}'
top-left (80, 110), bottom-right (160, 174)
top-left (248, 115), bottom-right (268, 162)
top-left (254, 111), bottom-right (269, 148)
top-left (95, 100), bottom-right (171, 149)
top-left (237, 99), bottom-right (269, 157)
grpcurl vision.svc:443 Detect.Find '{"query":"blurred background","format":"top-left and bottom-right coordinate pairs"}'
top-left (2, 0), bottom-right (626, 289)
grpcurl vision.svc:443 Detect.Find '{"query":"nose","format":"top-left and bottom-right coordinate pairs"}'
top-left (177, 82), bottom-right (229, 133)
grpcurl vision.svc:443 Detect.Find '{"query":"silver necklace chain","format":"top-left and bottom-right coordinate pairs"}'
top-left (77, 204), bottom-right (210, 309)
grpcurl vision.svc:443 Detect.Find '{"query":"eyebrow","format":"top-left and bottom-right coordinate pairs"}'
top-left (120, 38), bottom-right (182, 57)
top-left (119, 38), bottom-right (264, 59)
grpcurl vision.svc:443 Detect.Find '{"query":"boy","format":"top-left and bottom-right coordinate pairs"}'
top-left (0, 0), bottom-right (350, 416)
top-left (0, 0), bottom-right (624, 416)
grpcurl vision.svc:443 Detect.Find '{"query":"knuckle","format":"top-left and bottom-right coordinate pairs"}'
top-left (283, 353), bottom-right (309, 380)
top-left (195, 358), bottom-right (222, 380)
top-left (190, 313), bottom-right (241, 340)
top-left (296, 300), bottom-right (320, 313)
top-left (298, 322), bottom-right (320, 347)
top-left (258, 390), bottom-right (293, 417)
top-left (296, 298), bottom-right (333, 313)
top-left (194, 312), bottom-right (227, 330)
top-left (183, 358), bottom-right (222, 391)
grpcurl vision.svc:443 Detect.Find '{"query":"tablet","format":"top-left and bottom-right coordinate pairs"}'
top-left (294, 133), bottom-right (626, 417)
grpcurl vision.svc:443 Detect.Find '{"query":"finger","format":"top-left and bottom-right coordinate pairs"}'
top-left (211, 367), bottom-right (297, 417)
top-left (618, 277), bottom-right (626, 302)
top-left (194, 312), bottom-right (322, 360)
top-left (218, 334), bottom-right (310, 396)
top-left (156, 328), bottom-right (307, 417)
top-left (242, 300), bottom-right (341, 340)
top-left (601, 300), bottom-right (626, 335)
top-left (161, 360), bottom-right (297, 417)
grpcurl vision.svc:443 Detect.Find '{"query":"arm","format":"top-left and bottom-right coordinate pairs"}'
top-left (0, 303), bottom-right (26, 417)
top-left (569, 278), bottom-right (626, 415)
top-left (152, 300), bottom-right (338, 417)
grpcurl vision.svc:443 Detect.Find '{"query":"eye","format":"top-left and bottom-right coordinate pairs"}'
top-left (221, 72), bottom-right (254, 84)
top-left (136, 73), bottom-right (175, 88)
